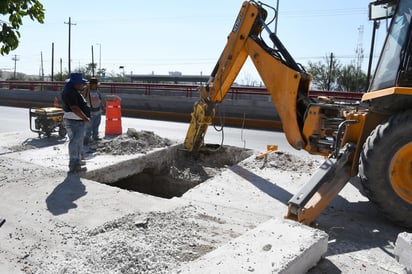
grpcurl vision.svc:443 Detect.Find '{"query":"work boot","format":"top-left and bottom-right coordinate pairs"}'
top-left (83, 136), bottom-right (91, 145)
top-left (68, 165), bottom-right (87, 173)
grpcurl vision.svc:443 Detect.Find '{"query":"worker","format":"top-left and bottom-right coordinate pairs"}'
top-left (61, 73), bottom-right (91, 173)
top-left (83, 77), bottom-right (104, 144)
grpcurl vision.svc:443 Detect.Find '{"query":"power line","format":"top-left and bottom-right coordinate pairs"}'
top-left (280, 8), bottom-right (366, 18)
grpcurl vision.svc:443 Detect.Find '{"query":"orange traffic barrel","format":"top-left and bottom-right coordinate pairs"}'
top-left (105, 95), bottom-right (122, 135)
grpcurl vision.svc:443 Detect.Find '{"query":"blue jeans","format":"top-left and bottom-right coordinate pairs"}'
top-left (63, 118), bottom-right (86, 168)
top-left (86, 112), bottom-right (102, 140)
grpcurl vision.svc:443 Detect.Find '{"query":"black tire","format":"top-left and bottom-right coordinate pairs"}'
top-left (58, 127), bottom-right (67, 138)
top-left (359, 110), bottom-right (412, 228)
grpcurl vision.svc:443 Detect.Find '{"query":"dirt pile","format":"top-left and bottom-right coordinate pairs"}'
top-left (241, 150), bottom-right (320, 174)
top-left (93, 128), bottom-right (176, 155)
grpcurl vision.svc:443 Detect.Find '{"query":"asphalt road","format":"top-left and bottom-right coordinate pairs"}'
top-left (0, 105), bottom-right (309, 157)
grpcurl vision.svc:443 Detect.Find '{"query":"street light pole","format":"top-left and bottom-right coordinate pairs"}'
top-left (96, 43), bottom-right (101, 71)
top-left (119, 66), bottom-right (125, 76)
top-left (91, 45), bottom-right (95, 77)
top-left (275, 0), bottom-right (279, 35)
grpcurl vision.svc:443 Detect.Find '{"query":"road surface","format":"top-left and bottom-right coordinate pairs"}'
top-left (0, 105), bottom-right (309, 157)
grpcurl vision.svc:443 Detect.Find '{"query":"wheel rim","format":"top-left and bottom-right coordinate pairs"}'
top-left (390, 142), bottom-right (412, 204)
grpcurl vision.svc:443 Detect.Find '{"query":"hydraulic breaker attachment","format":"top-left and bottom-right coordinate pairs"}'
top-left (285, 143), bottom-right (355, 225)
top-left (184, 97), bottom-right (215, 153)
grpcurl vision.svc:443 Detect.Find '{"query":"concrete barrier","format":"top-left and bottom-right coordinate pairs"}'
top-left (0, 88), bottom-right (282, 130)
top-left (174, 218), bottom-right (328, 274)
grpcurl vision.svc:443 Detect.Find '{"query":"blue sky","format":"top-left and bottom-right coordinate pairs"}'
top-left (0, 0), bottom-right (387, 83)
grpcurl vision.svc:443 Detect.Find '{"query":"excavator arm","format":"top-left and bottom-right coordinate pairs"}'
top-left (184, 1), bottom-right (312, 153)
top-left (184, 0), bottom-right (367, 225)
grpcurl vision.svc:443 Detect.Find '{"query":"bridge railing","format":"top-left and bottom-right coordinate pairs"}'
top-left (0, 80), bottom-right (363, 102)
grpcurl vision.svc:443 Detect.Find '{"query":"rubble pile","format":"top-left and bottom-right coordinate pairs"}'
top-left (94, 128), bottom-right (175, 155)
top-left (33, 206), bottom-right (224, 274)
top-left (241, 151), bottom-right (320, 174)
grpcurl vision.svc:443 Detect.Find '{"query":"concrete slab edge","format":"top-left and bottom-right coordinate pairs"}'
top-left (173, 218), bottom-right (328, 274)
top-left (82, 144), bottom-right (182, 184)
top-left (394, 232), bottom-right (412, 274)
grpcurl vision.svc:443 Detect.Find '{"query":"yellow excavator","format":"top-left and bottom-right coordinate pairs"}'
top-left (184, 0), bottom-right (412, 228)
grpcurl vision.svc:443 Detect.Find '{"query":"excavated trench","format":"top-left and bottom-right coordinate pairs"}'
top-left (86, 144), bottom-right (253, 198)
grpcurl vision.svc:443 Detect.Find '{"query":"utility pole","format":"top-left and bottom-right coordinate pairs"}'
top-left (60, 58), bottom-right (63, 81)
top-left (40, 51), bottom-right (44, 81)
top-left (91, 45), bottom-right (95, 77)
top-left (51, 43), bottom-right (54, 81)
top-left (327, 52), bottom-right (334, 91)
top-left (274, 0), bottom-right (279, 35)
top-left (11, 55), bottom-right (19, 80)
top-left (64, 17), bottom-right (76, 74)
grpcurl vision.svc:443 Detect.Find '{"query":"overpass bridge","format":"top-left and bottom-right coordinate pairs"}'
top-left (0, 80), bottom-right (363, 130)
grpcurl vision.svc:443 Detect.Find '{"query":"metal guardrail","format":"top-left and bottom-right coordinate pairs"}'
top-left (0, 80), bottom-right (364, 101)
top-left (0, 80), bottom-right (364, 130)
top-left (308, 90), bottom-right (363, 101)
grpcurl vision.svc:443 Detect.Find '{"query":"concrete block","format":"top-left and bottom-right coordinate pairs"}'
top-left (174, 218), bottom-right (328, 274)
top-left (394, 232), bottom-right (412, 274)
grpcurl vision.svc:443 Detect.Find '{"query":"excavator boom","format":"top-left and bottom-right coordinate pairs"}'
top-left (184, 1), bottom-right (312, 153)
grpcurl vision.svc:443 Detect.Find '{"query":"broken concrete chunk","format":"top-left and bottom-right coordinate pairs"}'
top-left (173, 218), bottom-right (328, 274)
top-left (394, 232), bottom-right (412, 274)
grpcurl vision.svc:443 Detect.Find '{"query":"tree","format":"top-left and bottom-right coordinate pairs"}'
top-left (0, 0), bottom-right (45, 55)
top-left (307, 53), bottom-right (341, 91)
top-left (337, 64), bottom-right (368, 92)
top-left (6, 72), bottom-right (26, 80)
top-left (77, 63), bottom-right (97, 79)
